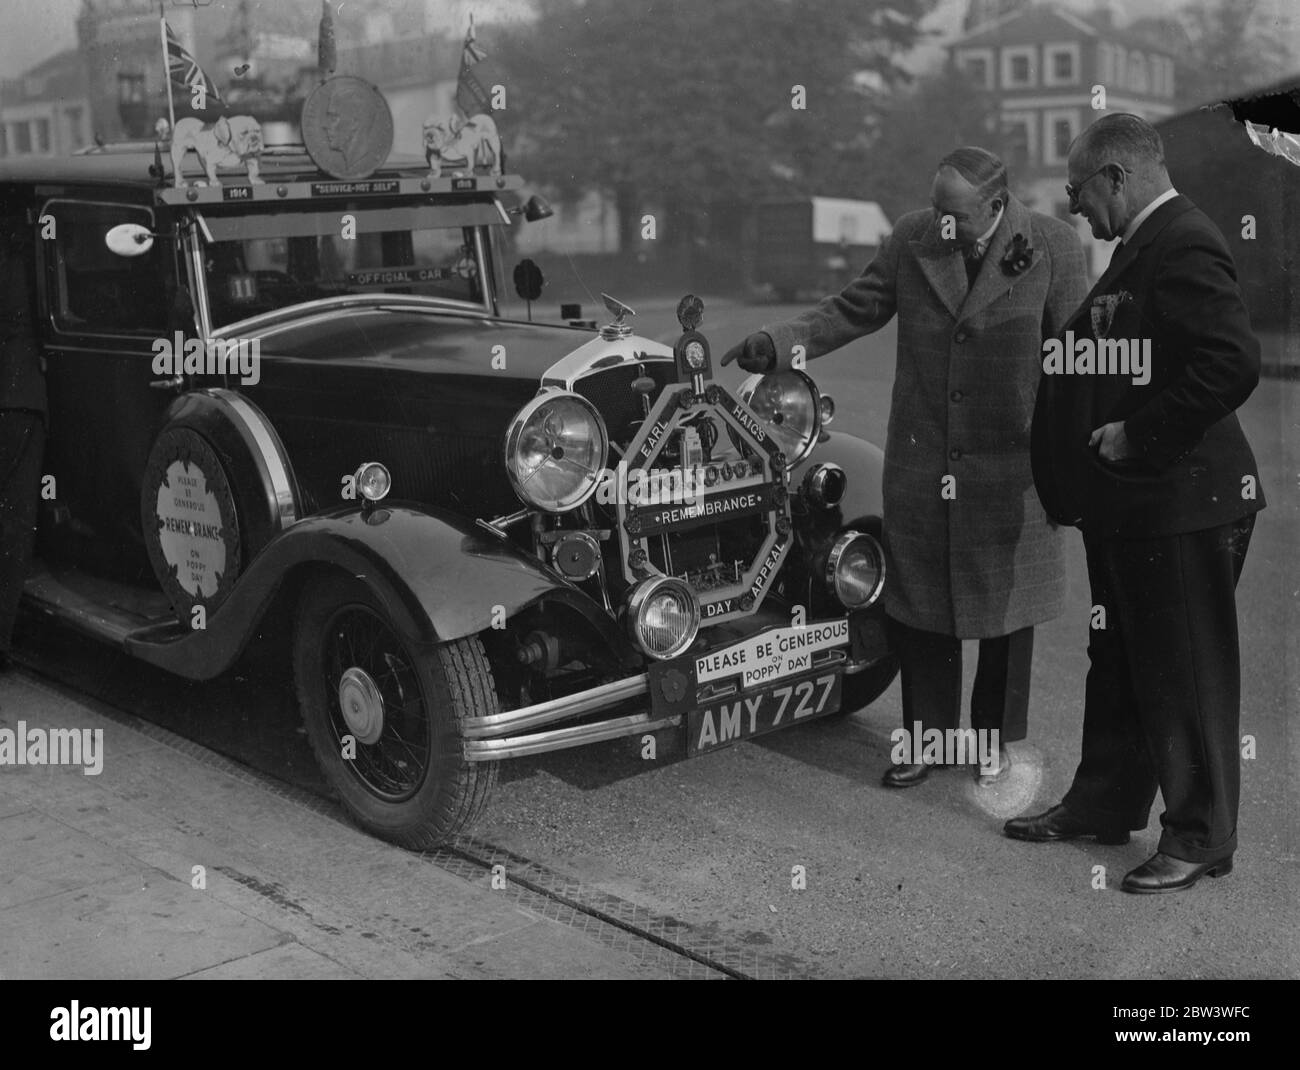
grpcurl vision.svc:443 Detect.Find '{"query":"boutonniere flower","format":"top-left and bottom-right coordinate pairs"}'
top-left (1090, 289), bottom-right (1133, 339)
top-left (1000, 233), bottom-right (1033, 276)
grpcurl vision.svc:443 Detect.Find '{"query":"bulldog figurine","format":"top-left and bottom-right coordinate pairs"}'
top-left (423, 113), bottom-right (501, 178)
top-left (170, 114), bottom-right (264, 186)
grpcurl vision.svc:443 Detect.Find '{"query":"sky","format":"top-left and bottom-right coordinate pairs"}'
top-left (0, 0), bottom-right (535, 81)
top-left (0, 0), bottom-right (1294, 83)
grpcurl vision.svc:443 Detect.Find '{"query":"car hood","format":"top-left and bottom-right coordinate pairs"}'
top-left (247, 306), bottom-right (626, 384)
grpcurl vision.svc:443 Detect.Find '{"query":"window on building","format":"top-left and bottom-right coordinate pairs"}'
top-left (1003, 118), bottom-right (1032, 170)
top-left (1044, 44), bottom-right (1079, 87)
top-left (1002, 46), bottom-right (1036, 88)
top-left (65, 106), bottom-right (84, 151)
top-left (0, 125), bottom-right (7, 158)
top-left (1053, 120), bottom-right (1072, 159)
top-left (1128, 51), bottom-right (1149, 94)
top-left (14, 122), bottom-right (31, 154)
top-left (965, 56), bottom-right (989, 88)
top-left (1043, 109), bottom-right (1079, 165)
top-left (34, 118), bottom-right (50, 154)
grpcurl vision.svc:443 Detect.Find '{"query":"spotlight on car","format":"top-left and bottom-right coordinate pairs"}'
top-left (625, 576), bottom-right (701, 660)
top-left (825, 530), bottom-right (885, 609)
top-left (737, 370), bottom-right (824, 469)
top-left (353, 461), bottom-right (391, 502)
top-left (802, 462), bottom-right (846, 509)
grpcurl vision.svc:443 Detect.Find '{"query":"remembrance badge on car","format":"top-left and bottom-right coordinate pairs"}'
top-left (301, 76), bottom-right (395, 181)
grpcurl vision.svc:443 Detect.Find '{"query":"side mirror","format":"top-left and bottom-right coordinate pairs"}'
top-left (522, 194), bottom-right (553, 222)
top-left (105, 223), bottom-right (156, 257)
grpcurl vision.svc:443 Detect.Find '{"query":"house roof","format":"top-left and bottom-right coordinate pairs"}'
top-left (0, 47), bottom-right (90, 107)
top-left (950, 2), bottom-right (1100, 48)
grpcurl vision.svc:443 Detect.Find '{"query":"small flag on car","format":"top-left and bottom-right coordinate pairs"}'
top-left (456, 16), bottom-right (491, 116)
top-left (165, 21), bottom-right (223, 109)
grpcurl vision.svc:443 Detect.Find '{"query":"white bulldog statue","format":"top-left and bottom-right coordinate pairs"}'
top-left (423, 113), bottom-right (501, 178)
top-left (170, 114), bottom-right (265, 186)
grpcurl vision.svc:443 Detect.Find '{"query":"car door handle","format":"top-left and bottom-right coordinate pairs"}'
top-left (149, 375), bottom-right (184, 391)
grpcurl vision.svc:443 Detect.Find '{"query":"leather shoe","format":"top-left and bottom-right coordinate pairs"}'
top-left (1003, 803), bottom-right (1130, 844)
top-left (1120, 851), bottom-right (1233, 894)
top-left (882, 761), bottom-right (937, 788)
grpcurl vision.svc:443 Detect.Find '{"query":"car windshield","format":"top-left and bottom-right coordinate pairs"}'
top-left (199, 202), bottom-right (492, 328)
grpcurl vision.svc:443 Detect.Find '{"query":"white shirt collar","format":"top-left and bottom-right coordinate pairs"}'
top-left (971, 204), bottom-right (1004, 255)
top-left (1122, 187), bottom-right (1178, 244)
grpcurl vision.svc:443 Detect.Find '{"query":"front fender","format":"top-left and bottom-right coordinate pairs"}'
top-left (125, 503), bottom-right (621, 679)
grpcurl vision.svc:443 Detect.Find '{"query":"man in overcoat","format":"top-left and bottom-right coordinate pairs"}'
top-left (723, 147), bottom-right (1089, 787)
top-left (0, 202), bottom-right (46, 672)
top-left (1009, 114), bottom-right (1264, 893)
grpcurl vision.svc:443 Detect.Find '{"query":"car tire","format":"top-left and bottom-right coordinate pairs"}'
top-left (836, 654), bottom-right (899, 716)
top-left (293, 572), bottom-right (499, 848)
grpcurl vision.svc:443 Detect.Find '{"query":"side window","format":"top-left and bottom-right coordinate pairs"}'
top-left (45, 201), bottom-right (171, 335)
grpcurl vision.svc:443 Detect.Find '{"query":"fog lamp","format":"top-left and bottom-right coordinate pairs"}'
top-left (626, 577), bottom-right (701, 660)
top-left (825, 531), bottom-right (885, 609)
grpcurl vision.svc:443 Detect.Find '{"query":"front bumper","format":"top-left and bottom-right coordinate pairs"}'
top-left (463, 615), bottom-right (889, 760)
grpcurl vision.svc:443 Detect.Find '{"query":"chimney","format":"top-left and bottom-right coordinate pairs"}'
top-left (1092, 0), bottom-right (1116, 30)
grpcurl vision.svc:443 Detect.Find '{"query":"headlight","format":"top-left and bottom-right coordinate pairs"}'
top-left (504, 390), bottom-right (608, 512)
top-left (825, 531), bottom-right (885, 609)
top-left (626, 577), bottom-right (700, 659)
top-left (738, 370), bottom-right (823, 469)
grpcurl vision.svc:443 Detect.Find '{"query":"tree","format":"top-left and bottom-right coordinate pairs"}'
top-left (860, 64), bottom-right (1005, 220)
top-left (496, 0), bottom-right (937, 259)
top-left (1130, 0), bottom-right (1294, 109)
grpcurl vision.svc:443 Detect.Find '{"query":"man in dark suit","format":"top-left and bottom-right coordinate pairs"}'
top-left (0, 203), bottom-right (46, 672)
top-left (1010, 114), bottom-right (1265, 893)
top-left (723, 148), bottom-right (1088, 789)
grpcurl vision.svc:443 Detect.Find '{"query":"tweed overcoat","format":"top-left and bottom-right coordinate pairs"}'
top-left (764, 196), bottom-right (1089, 638)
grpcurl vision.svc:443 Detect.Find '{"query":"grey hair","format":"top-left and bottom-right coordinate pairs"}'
top-left (1073, 113), bottom-right (1166, 170)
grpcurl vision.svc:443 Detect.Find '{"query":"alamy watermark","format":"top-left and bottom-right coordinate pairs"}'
top-left (152, 332), bottom-right (261, 386)
top-left (0, 722), bottom-right (103, 775)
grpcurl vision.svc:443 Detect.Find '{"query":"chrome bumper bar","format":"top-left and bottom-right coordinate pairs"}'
top-left (463, 649), bottom-right (884, 762)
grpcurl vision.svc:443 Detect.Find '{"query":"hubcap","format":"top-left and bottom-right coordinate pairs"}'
top-left (338, 666), bottom-right (385, 745)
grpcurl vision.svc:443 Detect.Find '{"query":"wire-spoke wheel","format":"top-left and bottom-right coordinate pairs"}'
top-left (293, 573), bottom-right (498, 848)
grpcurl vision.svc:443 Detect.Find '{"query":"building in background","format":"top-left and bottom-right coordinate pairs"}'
top-left (0, 48), bottom-right (91, 158)
top-left (78, 0), bottom-right (200, 141)
top-left (948, 0), bottom-right (1177, 275)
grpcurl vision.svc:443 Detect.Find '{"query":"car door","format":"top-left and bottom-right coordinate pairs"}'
top-left (37, 196), bottom-right (188, 577)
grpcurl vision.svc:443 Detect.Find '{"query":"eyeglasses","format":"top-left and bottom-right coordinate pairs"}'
top-left (1065, 163), bottom-right (1130, 205)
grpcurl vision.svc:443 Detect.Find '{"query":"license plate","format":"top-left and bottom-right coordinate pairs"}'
top-left (686, 671), bottom-right (842, 756)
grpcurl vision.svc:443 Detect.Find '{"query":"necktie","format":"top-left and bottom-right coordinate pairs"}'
top-left (963, 245), bottom-right (982, 289)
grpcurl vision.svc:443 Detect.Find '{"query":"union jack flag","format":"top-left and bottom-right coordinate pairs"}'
top-left (165, 21), bottom-right (223, 108)
top-left (456, 17), bottom-right (490, 116)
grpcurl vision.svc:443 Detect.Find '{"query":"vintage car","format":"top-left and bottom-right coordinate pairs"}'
top-left (3, 121), bottom-right (897, 848)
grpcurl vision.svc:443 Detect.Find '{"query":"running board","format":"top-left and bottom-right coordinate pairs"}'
top-left (22, 565), bottom-right (177, 650)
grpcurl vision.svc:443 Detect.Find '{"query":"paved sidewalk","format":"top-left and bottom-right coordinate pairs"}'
top-left (0, 667), bottom-right (672, 979)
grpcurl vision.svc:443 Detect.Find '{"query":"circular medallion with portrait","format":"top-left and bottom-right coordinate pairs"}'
top-left (301, 76), bottom-right (395, 180)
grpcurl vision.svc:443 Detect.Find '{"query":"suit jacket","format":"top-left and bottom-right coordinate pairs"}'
top-left (763, 196), bottom-right (1089, 638)
top-left (1030, 194), bottom-right (1265, 539)
top-left (0, 212), bottom-right (46, 417)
